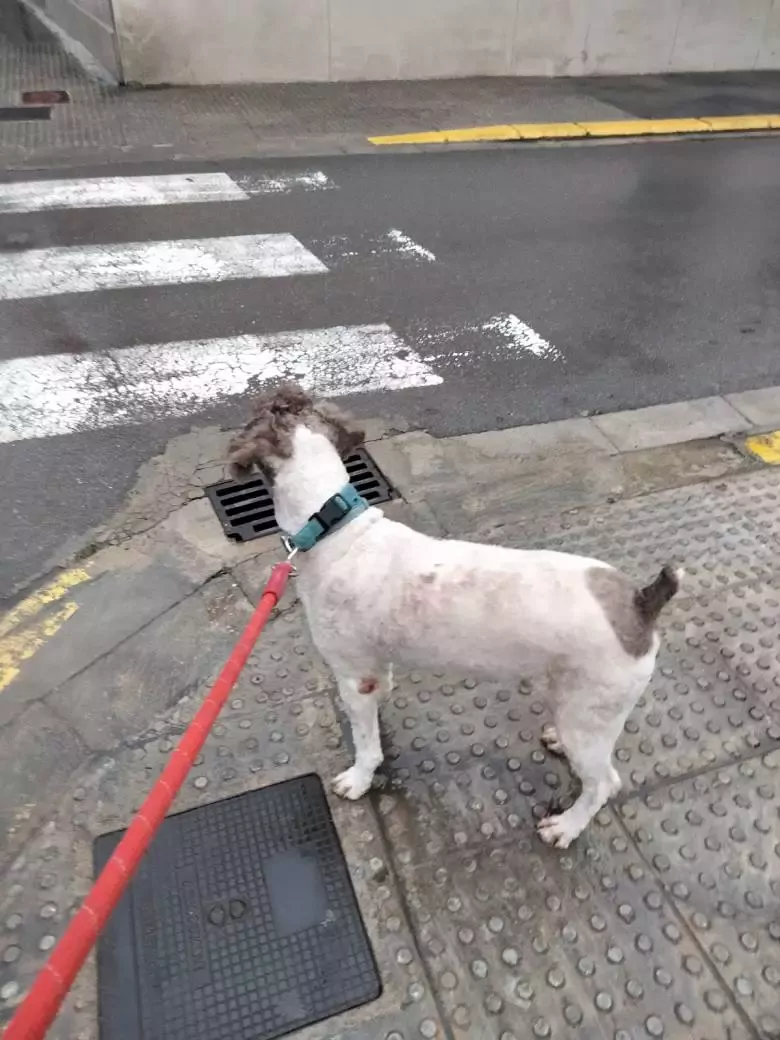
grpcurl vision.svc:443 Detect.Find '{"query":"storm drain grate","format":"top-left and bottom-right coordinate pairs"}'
top-left (205, 447), bottom-right (394, 542)
top-left (95, 774), bottom-right (381, 1040)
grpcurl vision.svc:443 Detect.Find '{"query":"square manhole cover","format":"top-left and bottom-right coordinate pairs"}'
top-left (205, 447), bottom-right (393, 542)
top-left (95, 774), bottom-right (381, 1040)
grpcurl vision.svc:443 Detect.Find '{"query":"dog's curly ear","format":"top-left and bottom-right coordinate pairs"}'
top-left (226, 432), bottom-right (268, 481)
top-left (336, 425), bottom-right (365, 459)
top-left (315, 401), bottom-right (365, 459)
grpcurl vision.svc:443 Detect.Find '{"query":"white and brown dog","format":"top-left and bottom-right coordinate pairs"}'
top-left (228, 386), bottom-right (681, 848)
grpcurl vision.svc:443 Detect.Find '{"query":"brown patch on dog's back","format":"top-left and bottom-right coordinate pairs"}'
top-left (359, 678), bottom-right (378, 695)
top-left (586, 567), bottom-right (654, 657)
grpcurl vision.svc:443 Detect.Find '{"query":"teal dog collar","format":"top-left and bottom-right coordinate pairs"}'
top-left (286, 485), bottom-right (368, 552)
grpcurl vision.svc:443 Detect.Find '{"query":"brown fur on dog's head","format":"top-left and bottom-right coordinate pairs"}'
top-left (227, 384), bottom-right (365, 481)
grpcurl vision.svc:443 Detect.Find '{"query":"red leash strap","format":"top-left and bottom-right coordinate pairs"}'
top-left (3, 561), bottom-right (293, 1040)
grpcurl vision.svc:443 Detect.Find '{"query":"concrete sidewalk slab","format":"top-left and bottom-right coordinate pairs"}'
top-left (591, 395), bottom-right (749, 451)
top-left (46, 573), bottom-right (251, 753)
top-left (726, 385), bottom-right (780, 427)
top-left (0, 701), bottom-right (86, 865)
top-left (0, 562), bottom-right (197, 727)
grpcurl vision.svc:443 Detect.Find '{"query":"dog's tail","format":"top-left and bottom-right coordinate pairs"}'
top-left (634, 564), bottom-right (684, 623)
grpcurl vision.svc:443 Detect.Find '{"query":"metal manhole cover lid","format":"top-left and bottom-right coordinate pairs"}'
top-left (205, 447), bottom-right (393, 542)
top-left (95, 774), bottom-right (381, 1040)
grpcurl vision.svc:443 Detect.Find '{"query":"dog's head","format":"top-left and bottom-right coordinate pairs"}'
top-left (227, 384), bottom-right (365, 483)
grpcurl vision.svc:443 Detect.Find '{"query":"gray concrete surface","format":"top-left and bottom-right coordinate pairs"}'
top-left (1, 418), bottom-right (779, 1039)
top-left (21, 0), bottom-right (120, 81)
top-left (94, 0), bottom-right (780, 85)
top-left (2, 34), bottom-right (780, 168)
top-left (5, 139), bottom-right (780, 599)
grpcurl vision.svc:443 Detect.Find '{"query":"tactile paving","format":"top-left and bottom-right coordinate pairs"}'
top-left (5, 469), bottom-right (780, 1040)
top-left (403, 839), bottom-right (751, 1039)
top-left (94, 776), bottom-right (381, 1040)
top-left (623, 753), bottom-right (780, 1040)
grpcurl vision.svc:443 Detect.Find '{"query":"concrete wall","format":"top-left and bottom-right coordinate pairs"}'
top-left (28, 0), bottom-right (120, 79)
top-left (112, 0), bottom-right (780, 85)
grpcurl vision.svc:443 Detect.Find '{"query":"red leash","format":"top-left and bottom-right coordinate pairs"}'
top-left (3, 561), bottom-right (293, 1040)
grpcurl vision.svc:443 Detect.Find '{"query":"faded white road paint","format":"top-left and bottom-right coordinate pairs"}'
top-left (479, 314), bottom-right (562, 361)
top-left (0, 234), bottom-right (327, 300)
top-left (309, 229), bottom-right (436, 267)
top-left (0, 325), bottom-right (442, 443)
top-left (386, 229), bottom-right (436, 262)
top-left (233, 170), bottom-right (336, 195)
top-left (0, 173), bottom-right (250, 212)
top-left (419, 313), bottom-right (563, 363)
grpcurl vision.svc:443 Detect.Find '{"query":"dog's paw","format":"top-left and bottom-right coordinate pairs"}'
top-left (540, 724), bottom-right (565, 757)
top-left (332, 767), bottom-right (372, 800)
top-left (537, 813), bottom-right (581, 849)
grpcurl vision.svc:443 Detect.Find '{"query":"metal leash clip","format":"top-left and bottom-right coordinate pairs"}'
top-left (280, 534), bottom-right (299, 570)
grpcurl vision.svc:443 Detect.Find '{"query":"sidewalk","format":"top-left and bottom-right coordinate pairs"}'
top-left (1, 400), bottom-right (780, 1039)
top-left (3, 21), bottom-right (780, 168)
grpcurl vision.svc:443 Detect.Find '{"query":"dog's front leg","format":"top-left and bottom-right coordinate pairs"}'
top-left (332, 669), bottom-right (389, 800)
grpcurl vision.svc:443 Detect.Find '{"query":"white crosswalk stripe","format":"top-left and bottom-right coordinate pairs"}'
top-left (0, 173), bottom-right (249, 212)
top-left (0, 234), bottom-right (328, 300)
top-left (0, 169), bottom-right (563, 445)
top-left (0, 325), bottom-right (442, 443)
top-left (0, 170), bottom-right (336, 213)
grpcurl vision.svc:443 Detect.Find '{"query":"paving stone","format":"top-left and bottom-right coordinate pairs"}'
top-left (0, 561), bottom-right (198, 726)
top-left (381, 820), bottom-right (750, 1039)
top-left (0, 702), bottom-right (87, 869)
top-left (592, 397), bottom-right (748, 452)
top-left (623, 753), bottom-right (780, 1040)
top-left (46, 574), bottom-right (251, 751)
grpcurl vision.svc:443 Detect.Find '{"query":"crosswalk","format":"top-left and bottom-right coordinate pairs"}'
top-left (0, 166), bottom-right (564, 446)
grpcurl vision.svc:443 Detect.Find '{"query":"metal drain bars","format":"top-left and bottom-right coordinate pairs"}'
top-left (206, 447), bottom-right (393, 542)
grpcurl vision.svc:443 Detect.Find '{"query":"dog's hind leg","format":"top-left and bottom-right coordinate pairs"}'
top-left (332, 666), bottom-right (391, 800)
top-left (537, 729), bottom-right (621, 849)
top-left (537, 675), bottom-right (647, 848)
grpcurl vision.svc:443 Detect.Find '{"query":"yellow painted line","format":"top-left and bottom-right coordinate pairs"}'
top-left (368, 113), bottom-right (780, 146)
top-left (515, 122), bottom-right (587, 140)
top-left (0, 600), bottom-right (79, 692)
top-left (0, 566), bottom-right (90, 640)
top-left (744, 431), bottom-right (780, 464)
top-left (369, 124), bottom-right (520, 145)
top-left (701, 114), bottom-right (780, 131)
top-left (576, 117), bottom-right (710, 137)
top-left (441, 124), bottom-right (520, 142)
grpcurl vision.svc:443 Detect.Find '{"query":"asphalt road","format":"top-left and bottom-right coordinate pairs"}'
top-left (1, 136), bottom-right (779, 597)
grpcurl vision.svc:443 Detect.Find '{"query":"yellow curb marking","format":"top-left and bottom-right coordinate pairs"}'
top-left (368, 113), bottom-right (780, 146)
top-left (0, 601), bottom-right (80, 691)
top-left (0, 567), bottom-right (90, 640)
top-left (0, 568), bottom-right (91, 692)
top-left (744, 431), bottom-right (780, 465)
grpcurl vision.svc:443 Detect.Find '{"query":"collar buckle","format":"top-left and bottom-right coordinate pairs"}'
top-left (283, 485), bottom-right (368, 555)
